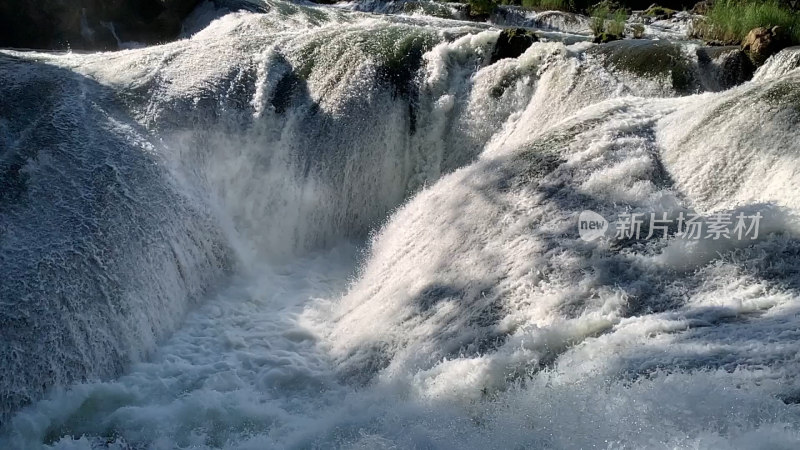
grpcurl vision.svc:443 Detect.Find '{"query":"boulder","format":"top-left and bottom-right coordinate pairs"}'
top-left (491, 28), bottom-right (538, 64)
top-left (589, 39), bottom-right (698, 93)
top-left (696, 46), bottom-right (755, 90)
top-left (0, 0), bottom-right (204, 51)
top-left (741, 26), bottom-right (789, 65)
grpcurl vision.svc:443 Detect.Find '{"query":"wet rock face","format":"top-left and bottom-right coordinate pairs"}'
top-left (491, 28), bottom-right (538, 64)
top-left (0, 0), bottom-right (203, 50)
top-left (696, 46), bottom-right (755, 91)
top-left (590, 40), bottom-right (756, 94)
top-left (590, 39), bottom-right (697, 92)
top-left (742, 26), bottom-right (790, 66)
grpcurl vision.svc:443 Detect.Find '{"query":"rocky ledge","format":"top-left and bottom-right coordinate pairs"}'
top-left (0, 0), bottom-right (204, 51)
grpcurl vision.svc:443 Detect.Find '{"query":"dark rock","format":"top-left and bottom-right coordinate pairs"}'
top-left (593, 32), bottom-right (623, 43)
top-left (491, 28), bottom-right (538, 64)
top-left (0, 0), bottom-right (204, 51)
top-left (696, 46), bottom-right (755, 90)
top-left (741, 26), bottom-right (790, 65)
top-left (589, 39), bottom-right (698, 93)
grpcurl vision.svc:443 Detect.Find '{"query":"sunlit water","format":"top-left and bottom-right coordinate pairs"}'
top-left (2, 1), bottom-right (800, 448)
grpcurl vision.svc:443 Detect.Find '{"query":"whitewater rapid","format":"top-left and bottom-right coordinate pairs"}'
top-left (2, 1), bottom-right (800, 448)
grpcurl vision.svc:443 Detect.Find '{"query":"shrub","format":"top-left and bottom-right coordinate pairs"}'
top-left (520, 0), bottom-right (570, 10)
top-left (469, 0), bottom-right (498, 17)
top-left (643, 5), bottom-right (676, 18)
top-left (697, 0), bottom-right (800, 45)
top-left (590, 4), bottom-right (628, 40)
top-left (590, 14), bottom-right (605, 36)
top-left (607, 8), bottom-right (628, 35)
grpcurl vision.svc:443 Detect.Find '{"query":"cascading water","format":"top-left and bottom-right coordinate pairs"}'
top-left (1, 0), bottom-right (800, 448)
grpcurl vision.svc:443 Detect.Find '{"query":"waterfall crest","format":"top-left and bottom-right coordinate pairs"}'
top-left (2, 2), bottom-right (800, 447)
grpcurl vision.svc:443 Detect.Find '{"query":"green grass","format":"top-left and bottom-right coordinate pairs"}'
top-left (470, 0), bottom-right (572, 17)
top-left (519, 0), bottom-right (570, 11)
top-left (607, 8), bottom-right (627, 35)
top-left (700, 0), bottom-right (800, 44)
top-left (643, 5), bottom-right (676, 18)
top-left (590, 4), bottom-right (628, 38)
top-left (491, 0), bottom-right (604, 14)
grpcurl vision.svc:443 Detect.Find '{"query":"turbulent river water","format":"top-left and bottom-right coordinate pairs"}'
top-left (2, 0), bottom-right (800, 448)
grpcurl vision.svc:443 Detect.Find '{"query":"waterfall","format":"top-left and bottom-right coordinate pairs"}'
top-left (1, 1), bottom-right (800, 448)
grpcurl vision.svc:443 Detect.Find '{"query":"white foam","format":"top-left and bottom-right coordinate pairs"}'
top-left (3, 2), bottom-right (800, 448)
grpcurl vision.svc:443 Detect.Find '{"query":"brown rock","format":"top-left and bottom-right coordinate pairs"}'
top-left (741, 26), bottom-right (788, 65)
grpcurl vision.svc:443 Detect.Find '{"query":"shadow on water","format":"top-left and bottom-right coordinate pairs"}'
top-left (0, 35), bottom-right (468, 426)
top-left (484, 127), bottom-right (799, 391)
top-left (0, 52), bottom-right (232, 426)
top-left (332, 101), bottom-right (800, 404)
top-left (0, 46), bottom-right (399, 424)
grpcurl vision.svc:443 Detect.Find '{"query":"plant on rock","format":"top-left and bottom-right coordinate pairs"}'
top-left (590, 3), bottom-right (629, 43)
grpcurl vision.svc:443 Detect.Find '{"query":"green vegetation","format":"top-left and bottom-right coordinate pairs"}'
top-left (519, 0), bottom-right (570, 10)
top-left (697, 0), bottom-right (800, 44)
top-left (643, 5), bottom-right (676, 18)
top-left (468, 0), bottom-right (497, 17)
top-left (403, 1), bottom-right (456, 18)
top-left (463, 0), bottom-right (680, 16)
top-left (470, 0), bottom-right (582, 17)
top-left (590, 3), bottom-right (628, 41)
top-left (496, 0), bottom-right (604, 12)
top-left (459, 0), bottom-right (800, 49)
